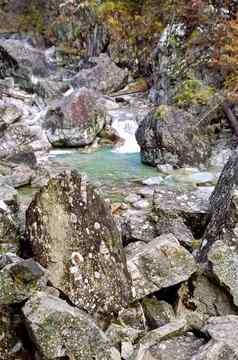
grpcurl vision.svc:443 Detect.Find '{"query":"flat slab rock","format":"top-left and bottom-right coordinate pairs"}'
top-left (153, 187), bottom-right (210, 238)
top-left (125, 233), bottom-right (197, 300)
top-left (23, 292), bottom-right (121, 360)
top-left (26, 170), bottom-right (131, 314)
top-left (134, 333), bottom-right (205, 360)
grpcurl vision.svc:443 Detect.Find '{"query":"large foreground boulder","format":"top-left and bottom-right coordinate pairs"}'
top-left (26, 170), bottom-right (131, 314)
top-left (43, 87), bottom-right (109, 147)
top-left (23, 292), bottom-right (121, 360)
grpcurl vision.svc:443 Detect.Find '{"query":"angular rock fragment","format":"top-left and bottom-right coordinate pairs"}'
top-left (193, 340), bottom-right (238, 360)
top-left (153, 187), bottom-right (210, 239)
top-left (23, 292), bottom-right (121, 360)
top-left (0, 201), bottom-right (18, 253)
top-left (199, 316), bottom-right (238, 357)
top-left (126, 234), bottom-right (196, 301)
top-left (0, 258), bottom-right (48, 304)
top-left (26, 170), bottom-right (131, 314)
top-left (133, 334), bottom-right (205, 360)
top-left (142, 298), bottom-right (175, 329)
top-left (176, 275), bottom-right (237, 321)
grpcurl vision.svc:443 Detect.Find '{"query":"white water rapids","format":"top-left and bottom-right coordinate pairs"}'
top-left (110, 109), bottom-right (140, 154)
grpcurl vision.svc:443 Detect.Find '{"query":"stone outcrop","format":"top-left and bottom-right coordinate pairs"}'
top-left (26, 170), bottom-right (131, 314)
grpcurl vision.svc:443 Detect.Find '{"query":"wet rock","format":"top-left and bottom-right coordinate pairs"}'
top-left (43, 87), bottom-right (109, 147)
top-left (26, 170), bottom-right (131, 314)
top-left (125, 234), bottom-right (196, 301)
top-left (72, 54), bottom-right (128, 94)
top-left (142, 298), bottom-right (175, 329)
top-left (23, 292), bottom-right (121, 360)
top-left (153, 187), bottom-right (210, 239)
top-left (133, 333), bottom-right (205, 360)
top-left (0, 258), bottom-right (48, 304)
top-left (142, 176), bottom-right (163, 186)
top-left (157, 163), bottom-right (174, 174)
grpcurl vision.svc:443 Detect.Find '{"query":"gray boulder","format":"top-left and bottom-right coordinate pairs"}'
top-left (176, 275), bottom-right (237, 322)
top-left (192, 340), bottom-right (238, 360)
top-left (0, 39), bottom-right (51, 77)
top-left (43, 87), bottom-right (109, 147)
top-left (133, 333), bottom-right (205, 360)
top-left (153, 187), bottom-right (210, 244)
top-left (72, 54), bottom-right (128, 94)
top-left (0, 258), bottom-right (48, 304)
top-left (23, 292), bottom-right (121, 360)
top-left (135, 102), bottom-right (221, 168)
top-left (198, 316), bottom-right (238, 357)
top-left (121, 208), bottom-right (157, 244)
top-left (0, 122), bottom-right (50, 160)
top-left (26, 170), bottom-right (131, 314)
top-left (142, 298), bottom-right (175, 329)
top-left (125, 234), bottom-right (196, 301)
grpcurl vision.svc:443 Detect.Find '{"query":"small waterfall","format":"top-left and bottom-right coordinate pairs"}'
top-left (110, 110), bottom-right (140, 154)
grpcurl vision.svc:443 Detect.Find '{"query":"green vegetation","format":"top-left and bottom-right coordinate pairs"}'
top-left (175, 79), bottom-right (215, 105)
top-left (18, 4), bottom-right (45, 33)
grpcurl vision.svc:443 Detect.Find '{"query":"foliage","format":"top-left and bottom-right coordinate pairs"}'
top-left (175, 78), bottom-right (215, 105)
top-left (214, 15), bottom-right (238, 100)
top-left (18, 4), bottom-right (45, 33)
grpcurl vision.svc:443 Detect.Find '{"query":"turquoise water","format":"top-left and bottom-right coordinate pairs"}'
top-left (49, 148), bottom-right (158, 186)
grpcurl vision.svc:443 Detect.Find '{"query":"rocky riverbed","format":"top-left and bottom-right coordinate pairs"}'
top-left (1, 1), bottom-right (238, 360)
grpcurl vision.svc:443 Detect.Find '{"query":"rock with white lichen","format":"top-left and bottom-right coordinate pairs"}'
top-left (125, 234), bottom-right (197, 301)
top-left (23, 291), bottom-right (121, 360)
top-left (26, 170), bottom-right (132, 314)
